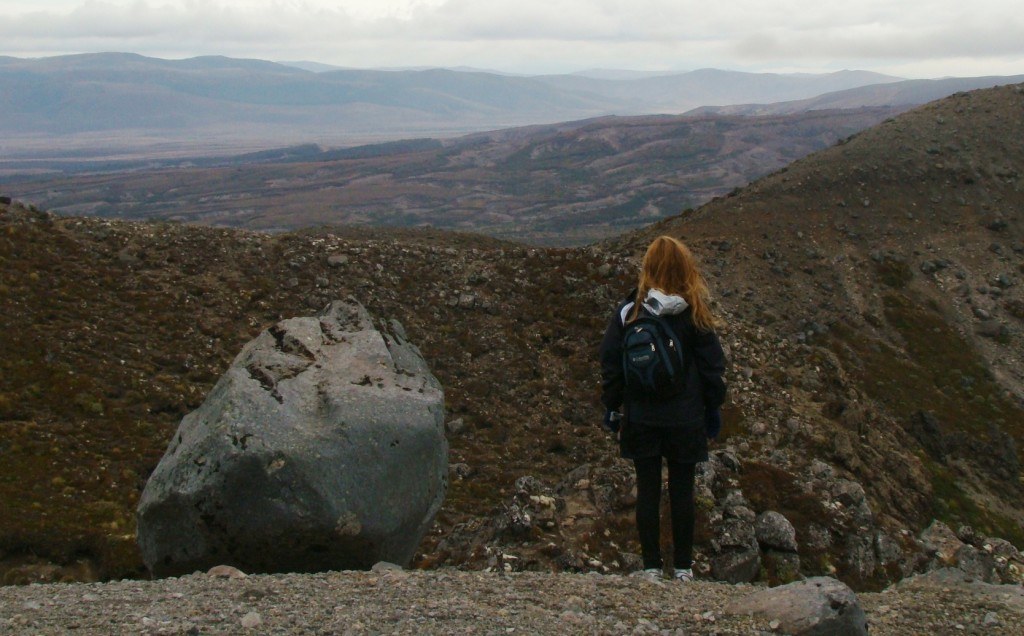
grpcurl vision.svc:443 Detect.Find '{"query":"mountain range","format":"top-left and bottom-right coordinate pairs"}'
top-left (4, 52), bottom-right (1017, 159)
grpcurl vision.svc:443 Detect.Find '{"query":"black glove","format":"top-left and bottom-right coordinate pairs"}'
top-left (603, 410), bottom-right (622, 434)
top-left (705, 408), bottom-right (722, 440)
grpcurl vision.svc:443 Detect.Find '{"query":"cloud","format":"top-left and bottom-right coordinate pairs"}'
top-left (2, 0), bottom-right (1022, 76)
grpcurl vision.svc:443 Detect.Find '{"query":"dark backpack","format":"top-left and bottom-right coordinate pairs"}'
top-left (622, 311), bottom-right (690, 400)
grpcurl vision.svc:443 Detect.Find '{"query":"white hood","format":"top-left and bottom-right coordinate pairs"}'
top-left (620, 288), bottom-right (689, 324)
top-left (642, 289), bottom-right (689, 316)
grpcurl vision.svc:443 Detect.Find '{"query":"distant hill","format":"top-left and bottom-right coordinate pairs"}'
top-left (687, 75), bottom-right (1024, 116)
top-left (0, 53), bottom-right (612, 154)
top-left (2, 108), bottom-right (902, 245)
top-left (0, 53), bottom-right (916, 159)
top-left (534, 68), bottom-right (905, 113)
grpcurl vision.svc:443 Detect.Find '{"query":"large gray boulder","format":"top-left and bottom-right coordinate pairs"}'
top-left (137, 300), bottom-right (447, 577)
top-left (726, 576), bottom-right (867, 636)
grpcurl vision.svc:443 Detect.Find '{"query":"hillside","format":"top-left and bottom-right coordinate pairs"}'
top-left (2, 83), bottom-right (1023, 592)
top-left (615, 82), bottom-right (1024, 545)
top-left (3, 108), bottom-right (901, 246)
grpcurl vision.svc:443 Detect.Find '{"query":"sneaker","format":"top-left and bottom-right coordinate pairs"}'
top-left (631, 568), bottom-right (664, 582)
top-left (672, 568), bottom-right (694, 583)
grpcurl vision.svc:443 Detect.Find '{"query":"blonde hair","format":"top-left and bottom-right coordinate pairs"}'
top-left (630, 235), bottom-right (720, 332)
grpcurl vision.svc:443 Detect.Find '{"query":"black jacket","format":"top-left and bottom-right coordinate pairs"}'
top-left (600, 293), bottom-right (727, 428)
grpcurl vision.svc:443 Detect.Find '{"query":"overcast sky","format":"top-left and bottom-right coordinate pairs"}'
top-left (3, 0), bottom-right (1023, 78)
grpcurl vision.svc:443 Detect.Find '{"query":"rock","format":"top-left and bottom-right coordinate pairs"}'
top-left (711, 518), bottom-right (761, 583)
top-left (494, 503), bottom-right (533, 539)
top-left (984, 537), bottom-right (1024, 583)
top-left (844, 534), bottom-right (877, 582)
top-left (716, 450), bottom-right (742, 472)
top-left (809, 460), bottom-right (834, 480)
top-left (240, 612), bottom-right (262, 629)
top-left (971, 305), bottom-right (992, 320)
top-left (514, 475), bottom-right (545, 495)
top-left (763, 550), bottom-right (802, 584)
top-left (445, 418), bottom-right (467, 435)
top-left (920, 520), bottom-right (963, 565)
top-left (716, 518), bottom-right (757, 550)
top-left (137, 299), bottom-right (448, 577)
top-left (724, 504), bottom-right (757, 523)
top-left (976, 320), bottom-right (1005, 338)
top-left (207, 565), bottom-right (247, 579)
top-left (832, 479), bottom-right (866, 508)
top-left (803, 524), bottom-right (833, 554)
top-left (755, 511), bottom-right (798, 552)
top-left (954, 544), bottom-right (999, 583)
top-left (874, 532), bottom-right (903, 570)
top-left (726, 577), bottom-right (867, 636)
top-left (327, 253), bottom-right (349, 267)
top-left (710, 548), bottom-right (761, 584)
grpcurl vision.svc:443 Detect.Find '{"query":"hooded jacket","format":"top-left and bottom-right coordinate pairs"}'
top-left (600, 289), bottom-right (727, 429)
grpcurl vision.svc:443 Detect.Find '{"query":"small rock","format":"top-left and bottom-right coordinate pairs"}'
top-left (445, 418), bottom-right (467, 435)
top-left (976, 320), bottom-right (1005, 339)
top-left (207, 565), bottom-right (248, 579)
top-left (755, 511), bottom-right (799, 552)
top-left (809, 459), bottom-right (834, 480)
top-left (371, 561), bottom-right (403, 573)
top-left (240, 611), bottom-right (262, 629)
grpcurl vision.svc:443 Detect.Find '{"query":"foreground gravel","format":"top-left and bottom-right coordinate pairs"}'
top-left (2, 568), bottom-right (1022, 635)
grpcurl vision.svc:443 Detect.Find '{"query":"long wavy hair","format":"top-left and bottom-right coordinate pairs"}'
top-left (629, 235), bottom-right (720, 332)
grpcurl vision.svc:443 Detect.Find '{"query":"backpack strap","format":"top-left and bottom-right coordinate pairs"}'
top-left (658, 316), bottom-right (691, 384)
top-left (619, 301), bottom-right (635, 327)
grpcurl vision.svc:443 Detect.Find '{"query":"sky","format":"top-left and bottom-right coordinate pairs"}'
top-left (3, 0), bottom-right (1023, 78)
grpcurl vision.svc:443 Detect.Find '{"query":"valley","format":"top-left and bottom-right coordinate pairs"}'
top-left (4, 108), bottom-right (901, 246)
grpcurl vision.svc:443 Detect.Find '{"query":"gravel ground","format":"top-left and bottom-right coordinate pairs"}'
top-left (1, 568), bottom-right (1022, 635)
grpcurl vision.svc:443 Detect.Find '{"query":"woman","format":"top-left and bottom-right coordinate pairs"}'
top-left (599, 235), bottom-right (727, 582)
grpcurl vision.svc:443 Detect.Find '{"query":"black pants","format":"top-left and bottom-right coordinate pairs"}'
top-left (633, 457), bottom-right (697, 570)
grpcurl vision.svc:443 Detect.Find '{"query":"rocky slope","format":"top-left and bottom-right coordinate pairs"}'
top-left (2, 83), bottom-right (1023, 594)
top-left (613, 82), bottom-right (1024, 565)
